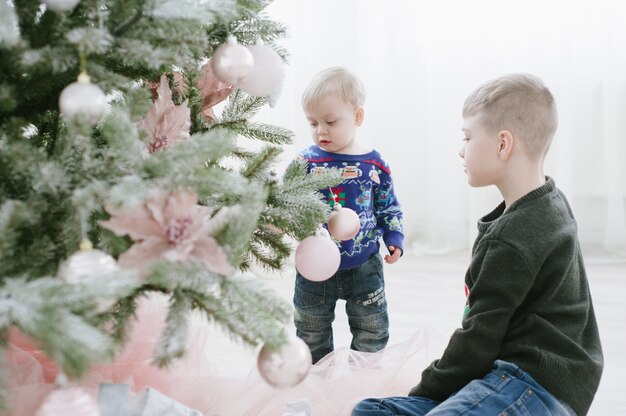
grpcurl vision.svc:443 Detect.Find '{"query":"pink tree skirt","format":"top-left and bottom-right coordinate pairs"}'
top-left (3, 295), bottom-right (447, 416)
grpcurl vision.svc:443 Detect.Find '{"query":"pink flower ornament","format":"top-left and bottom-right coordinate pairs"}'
top-left (100, 191), bottom-right (232, 277)
top-left (141, 75), bottom-right (191, 153)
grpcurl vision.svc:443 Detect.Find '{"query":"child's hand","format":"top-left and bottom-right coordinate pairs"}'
top-left (384, 246), bottom-right (402, 264)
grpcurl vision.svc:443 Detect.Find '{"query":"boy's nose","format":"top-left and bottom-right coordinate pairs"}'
top-left (458, 146), bottom-right (465, 158)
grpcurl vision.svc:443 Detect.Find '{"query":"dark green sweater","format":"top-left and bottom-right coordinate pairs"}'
top-left (409, 177), bottom-right (603, 415)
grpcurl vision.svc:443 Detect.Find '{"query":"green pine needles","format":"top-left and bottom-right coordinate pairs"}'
top-left (0, 0), bottom-right (340, 408)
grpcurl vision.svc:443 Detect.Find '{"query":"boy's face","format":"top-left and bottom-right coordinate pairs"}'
top-left (460, 114), bottom-right (503, 187)
top-left (304, 95), bottom-right (363, 154)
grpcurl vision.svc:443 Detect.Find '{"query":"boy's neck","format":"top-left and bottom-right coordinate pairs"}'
top-left (498, 165), bottom-right (546, 210)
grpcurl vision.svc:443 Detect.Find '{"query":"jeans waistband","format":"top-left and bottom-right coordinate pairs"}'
top-left (493, 359), bottom-right (527, 379)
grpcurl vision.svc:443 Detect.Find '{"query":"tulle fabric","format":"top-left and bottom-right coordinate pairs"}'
top-left (3, 294), bottom-right (447, 416)
top-left (215, 327), bottom-right (447, 416)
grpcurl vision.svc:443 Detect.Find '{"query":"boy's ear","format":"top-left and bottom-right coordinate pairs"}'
top-left (355, 106), bottom-right (364, 126)
top-left (498, 130), bottom-right (514, 160)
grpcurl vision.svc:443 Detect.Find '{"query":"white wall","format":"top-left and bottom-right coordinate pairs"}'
top-left (255, 0), bottom-right (626, 255)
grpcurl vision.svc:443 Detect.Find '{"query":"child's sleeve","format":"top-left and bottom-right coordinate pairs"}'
top-left (373, 163), bottom-right (404, 254)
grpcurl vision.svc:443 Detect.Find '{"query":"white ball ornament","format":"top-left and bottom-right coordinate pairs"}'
top-left (257, 334), bottom-right (312, 389)
top-left (211, 35), bottom-right (255, 85)
top-left (58, 240), bottom-right (121, 312)
top-left (35, 387), bottom-right (100, 416)
top-left (327, 204), bottom-right (360, 241)
top-left (43, 0), bottom-right (81, 12)
top-left (295, 227), bottom-right (340, 282)
top-left (59, 73), bottom-right (107, 125)
top-left (238, 40), bottom-right (285, 98)
top-left (58, 240), bottom-right (120, 284)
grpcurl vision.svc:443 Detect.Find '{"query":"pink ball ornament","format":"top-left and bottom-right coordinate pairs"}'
top-left (36, 387), bottom-right (100, 416)
top-left (211, 35), bottom-right (254, 85)
top-left (295, 228), bottom-right (340, 282)
top-left (238, 41), bottom-right (285, 98)
top-left (327, 204), bottom-right (360, 241)
top-left (257, 334), bottom-right (312, 389)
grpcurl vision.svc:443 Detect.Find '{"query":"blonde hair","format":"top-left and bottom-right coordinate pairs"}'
top-left (301, 67), bottom-right (366, 110)
top-left (463, 73), bottom-right (558, 158)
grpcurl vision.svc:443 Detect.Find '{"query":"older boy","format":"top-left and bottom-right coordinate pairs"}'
top-left (294, 67), bottom-right (404, 364)
top-left (352, 74), bottom-right (603, 415)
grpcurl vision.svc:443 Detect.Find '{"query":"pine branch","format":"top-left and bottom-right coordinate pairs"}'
top-left (241, 145), bottom-right (281, 179)
top-left (111, 9), bottom-right (143, 36)
top-left (233, 121), bottom-right (294, 145)
top-left (153, 291), bottom-right (190, 366)
top-left (0, 274), bottom-right (139, 378)
top-left (249, 226), bottom-right (293, 270)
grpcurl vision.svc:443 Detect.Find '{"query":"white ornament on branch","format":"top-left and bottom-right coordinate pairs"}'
top-left (59, 73), bottom-right (107, 125)
top-left (42, 0), bottom-right (81, 12)
top-left (57, 239), bottom-right (121, 312)
top-left (295, 227), bottom-right (340, 282)
top-left (57, 240), bottom-right (120, 284)
top-left (238, 40), bottom-right (285, 99)
top-left (210, 35), bottom-right (254, 86)
top-left (257, 334), bottom-right (312, 389)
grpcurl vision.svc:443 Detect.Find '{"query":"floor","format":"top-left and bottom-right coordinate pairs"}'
top-left (204, 250), bottom-right (626, 415)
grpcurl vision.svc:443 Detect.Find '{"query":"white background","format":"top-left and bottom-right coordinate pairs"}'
top-left (255, 0), bottom-right (626, 258)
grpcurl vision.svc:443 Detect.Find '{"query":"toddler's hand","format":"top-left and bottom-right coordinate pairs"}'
top-left (384, 245), bottom-right (402, 264)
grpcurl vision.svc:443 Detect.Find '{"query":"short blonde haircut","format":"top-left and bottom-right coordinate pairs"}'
top-left (301, 67), bottom-right (366, 110)
top-left (463, 73), bottom-right (558, 158)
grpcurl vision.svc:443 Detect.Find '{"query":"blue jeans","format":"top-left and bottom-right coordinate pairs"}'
top-left (352, 360), bottom-right (577, 416)
top-left (294, 253), bottom-right (389, 363)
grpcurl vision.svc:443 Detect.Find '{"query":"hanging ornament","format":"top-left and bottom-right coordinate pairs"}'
top-left (327, 204), bottom-right (360, 241)
top-left (57, 239), bottom-right (120, 284)
top-left (35, 386), bottom-right (100, 416)
top-left (59, 72), bottom-right (107, 125)
top-left (295, 227), bottom-right (340, 282)
top-left (238, 40), bottom-right (285, 98)
top-left (42, 0), bottom-right (81, 12)
top-left (210, 35), bottom-right (255, 86)
top-left (57, 239), bottom-right (120, 312)
top-left (257, 334), bottom-right (312, 389)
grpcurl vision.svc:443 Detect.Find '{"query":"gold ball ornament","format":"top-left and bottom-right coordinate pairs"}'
top-left (211, 35), bottom-right (255, 85)
top-left (59, 73), bottom-right (107, 125)
top-left (35, 386), bottom-right (100, 416)
top-left (257, 334), bottom-right (312, 389)
top-left (327, 204), bottom-right (360, 241)
top-left (43, 0), bottom-right (81, 12)
top-left (295, 227), bottom-right (340, 282)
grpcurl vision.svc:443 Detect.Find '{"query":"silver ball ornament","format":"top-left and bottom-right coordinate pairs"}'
top-left (211, 35), bottom-right (254, 85)
top-left (257, 334), bottom-right (312, 389)
top-left (43, 0), bottom-right (81, 12)
top-left (295, 227), bottom-right (340, 282)
top-left (59, 74), bottom-right (107, 124)
top-left (327, 205), bottom-right (360, 241)
top-left (238, 41), bottom-right (285, 97)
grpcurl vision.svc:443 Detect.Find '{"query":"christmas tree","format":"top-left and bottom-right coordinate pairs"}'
top-left (0, 0), bottom-right (340, 408)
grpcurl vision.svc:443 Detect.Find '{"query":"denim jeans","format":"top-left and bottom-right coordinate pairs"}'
top-left (294, 253), bottom-right (389, 364)
top-left (352, 360), bottom-right (577, 416)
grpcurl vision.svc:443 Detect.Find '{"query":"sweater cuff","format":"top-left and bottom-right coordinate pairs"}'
top-left (383, 231), bottom-right (404, 254)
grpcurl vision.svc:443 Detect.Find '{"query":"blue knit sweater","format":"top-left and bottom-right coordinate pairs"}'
top-left (298, 145), bottom-right (404, 270)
